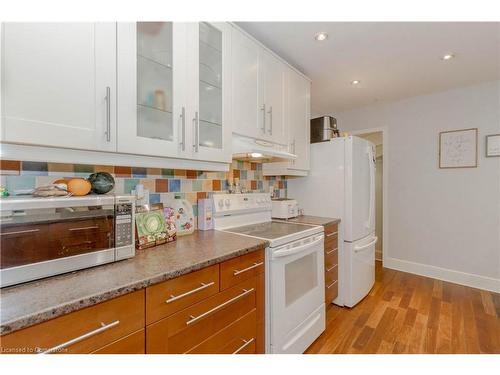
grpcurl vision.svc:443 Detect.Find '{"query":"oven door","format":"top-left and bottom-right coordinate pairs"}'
top-left (268, 233), bottom-right (325, 353)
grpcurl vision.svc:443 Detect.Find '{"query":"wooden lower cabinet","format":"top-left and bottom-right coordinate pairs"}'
top-left (0, 248), bottom-right (265, 354)
top-left (324, 223), bottom-right (339, 304)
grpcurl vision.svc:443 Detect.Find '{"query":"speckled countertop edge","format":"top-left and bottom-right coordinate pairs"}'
top-left (0, 238), bottom-right (268, 336)
top-left (274, 216), bottom-right (341, 227)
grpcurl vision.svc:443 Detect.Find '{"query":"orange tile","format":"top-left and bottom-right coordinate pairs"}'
top-left (251, 180), bottom-right (257, 190)
top-left (115, 166), bottom-right (131, 177)
top-left (0, 160), bottom-right (20, 175)
top-left (233, 169), bottom-right (240, 178)
top-left (197, 192), bottom-right (207, 200)
top-left (155, 179), bottom-right (168, 192)
top-left (212, 180), bottom-right (221, 191)
top-left (186, 170), bottom-right (198, 179)
top-left (174, 169), bottom-right (186, 177)
top-left (94, 165), bottom-right (115, 174)
top-left (250, 163), bottom-right (257, 171)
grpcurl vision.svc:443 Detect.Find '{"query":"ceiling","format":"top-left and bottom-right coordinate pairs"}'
top-left (237, 22), bottom-right (500, 116)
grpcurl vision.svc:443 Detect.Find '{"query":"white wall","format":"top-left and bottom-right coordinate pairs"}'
top-left (337, 81), bottom-right (500, 291)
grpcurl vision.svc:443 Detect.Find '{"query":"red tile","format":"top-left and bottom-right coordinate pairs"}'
top-left (115, 166), bottom-right (132, 177)
top-left (212, 180), bottom-right (221, 191)
top-left (155, 179), bottom-right (168, 192)
top-left (197, 192), bottom-right (208, 200)
top-left (250, 163), bottom-right (257, 171)
top-left (251, 180), bottom-right (257, 190)
top-left (0, 160), bottom-right (20, 175)
top-left (186, 170), bottom-right (198, 179)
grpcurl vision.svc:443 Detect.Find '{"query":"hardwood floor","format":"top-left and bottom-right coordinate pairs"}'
top-left (306, 261), bottom-right (500, 354)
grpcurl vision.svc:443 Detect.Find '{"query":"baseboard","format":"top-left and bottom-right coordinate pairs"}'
top-left (384, 257), bottom-right (500, 293)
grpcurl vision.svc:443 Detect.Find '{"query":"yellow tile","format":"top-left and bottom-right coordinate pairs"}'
top-left (202, 180), bottom-right (212, 192)
top-left (147, 168), bottom-right (161, 177)
top-left (94, 165), bottom-right (114, 174)
top-left (186, 192), bottom-right (197, 204)
top-left (140, 178), bottom-right (155, 193)
top-left (48, 163), bottom-right (73, 173)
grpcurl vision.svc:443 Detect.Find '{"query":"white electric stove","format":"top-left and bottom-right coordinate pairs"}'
top-left (212, 193), bottom-right (325, 354)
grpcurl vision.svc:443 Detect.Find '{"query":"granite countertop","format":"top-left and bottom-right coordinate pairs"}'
top-left (275, 215), bottom-right (341, 227)
top-left (0, 230), bottom-right (268, 336)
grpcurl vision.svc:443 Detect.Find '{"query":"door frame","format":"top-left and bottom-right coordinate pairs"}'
top-left (349, 127), bottom-right (388, 267)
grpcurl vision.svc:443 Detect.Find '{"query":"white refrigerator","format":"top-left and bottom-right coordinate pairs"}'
top-left (288, 136), bottom-right (377, 307)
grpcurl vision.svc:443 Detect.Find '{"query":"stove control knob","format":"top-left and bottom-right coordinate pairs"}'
top-left (224, 199), bottom-right (231, 207)
top-left (218, 199), bottom-right (224, 208)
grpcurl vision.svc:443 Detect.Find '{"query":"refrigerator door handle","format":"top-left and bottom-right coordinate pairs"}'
top-left (354, 236), bottom-right (378, 253)
top-left (366, 146), bottom-right (375, 229)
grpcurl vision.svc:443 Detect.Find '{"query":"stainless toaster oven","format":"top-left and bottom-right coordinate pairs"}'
top-left (0, 195), bottom-right (135, 287)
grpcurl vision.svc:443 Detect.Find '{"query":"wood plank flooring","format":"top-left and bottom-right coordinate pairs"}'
top-left (305, 261), bottom-right (500, 354)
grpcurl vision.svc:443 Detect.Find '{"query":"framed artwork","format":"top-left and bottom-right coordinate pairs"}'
top-left (439, 128), bottom-right (478, 169)
top-left (486, 134), bottom-right (500, 157)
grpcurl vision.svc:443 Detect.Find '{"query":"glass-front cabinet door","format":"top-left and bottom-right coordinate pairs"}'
top-left (187, 22), bottom-right (231, 163)
top-left (117, 22), bottom-right (188, 158)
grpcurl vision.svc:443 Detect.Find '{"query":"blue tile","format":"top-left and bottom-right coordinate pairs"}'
top-left (283, 180), bottom-right (288, 188)
top-left (240, 170), bottom-right (247, 180)
top-left (257, 180), bottom-right (263, 190)
top-left (131, 167), bottom-right (147, 178)
top-left (21, 161), bottom-right (48, 176)
top-left (169, 179), bottom-right (181, 192)
top-left (149, 193), bottom-right (161, 204)
top-left (124, 178), bottom-right (140, 194)
top-left (6, 176), bottom-right (36, 193)
top-left (192, 204), bottom-right (198, 216)
top-left (237, 161), bottom-right (244, 169)
top-left (222, 180), bottom-right (229, 191)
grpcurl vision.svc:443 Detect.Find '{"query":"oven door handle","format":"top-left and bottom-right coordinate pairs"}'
top-left (272, 236), bottom-right (324, 259)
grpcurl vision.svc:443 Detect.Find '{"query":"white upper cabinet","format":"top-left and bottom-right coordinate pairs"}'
top-left (1, 23), bottom-right (117, 152)
top-left (231, 29), bottom-right (261, 139)
top-left (117, 22), bottom-right (231, 163)
top-left (260, 49), bottom-right (286, 145)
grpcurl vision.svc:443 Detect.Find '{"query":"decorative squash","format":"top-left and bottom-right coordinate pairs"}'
top-left (87, 172), bottom-right (115, 194)
top-left (67, 178), bottom-right (91, 196)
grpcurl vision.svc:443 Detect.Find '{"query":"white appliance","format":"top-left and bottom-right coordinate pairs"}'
top-left (271, 198), bottom-right (299, 219)
top-left (288, 136), bottom-right (377, 308)
top-left (232, 134), bottom-right (297, 162)
top-left (212, 193), bottom-right (325, 354)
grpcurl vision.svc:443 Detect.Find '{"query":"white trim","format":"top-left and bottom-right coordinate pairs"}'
top-left (0, 143), bottom-right (230, 172)
top-left (384, 256), bottom-right (500, 293)
top-left (349, 127), bottom-right (389, 269)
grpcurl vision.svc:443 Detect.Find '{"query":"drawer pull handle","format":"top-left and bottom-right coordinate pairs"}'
top-left (0, 229), bottom-right (40, 236)
top-left (327, 280), bottom-right (338, 289)
top-left (165, 281), bottom-right (215, 304)
top-left (39, 320), bottom-right (120, 354)
top-left (233, 262), bottom-right (263, 276)
top-left (326, 247), bottom-right (338, 255)
top-left (186, 288), bottom-right (255, 326)
top-left (326, 231), bottom-right (338, 237)
top-left (68, 225), bottom-right (99, 232)
top-left (232, 337), bottom-right (255, 354)
top-left (326, 264), bottom-right (338, 272)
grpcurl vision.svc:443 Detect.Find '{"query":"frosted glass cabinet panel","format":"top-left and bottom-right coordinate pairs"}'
top-left (198, 22), bottom-right (223, 150)
top-left (137, 22), bottom-right (174, 141)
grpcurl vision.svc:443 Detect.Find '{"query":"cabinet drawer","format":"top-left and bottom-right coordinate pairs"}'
top-left (325, 279), bottom-right (339, 304)
top-left (325, 264), bottom-right (338, 287)
top-left (1, 290), bottom-right (145, 354)
top-left (324, 223), bottom-right (338, 237)
top-left (92, 329), bottom-right (145, 354)
top-left (187, 309), bottom-right (257, 354)
top-left (220, 249), bottom-right (264, 290)
top-left (146, 264), bottom-right (219, 324)
top-left (147, 277), bottom-right (256, 354)
top-left (325, 248), bottom-right (338, 271)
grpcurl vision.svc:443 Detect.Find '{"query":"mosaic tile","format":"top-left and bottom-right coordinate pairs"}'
top-left (202, 180), bottom-right (212, 192)
top-left (47, 163), bottom-right (73, 174)
top-left (233, 169), bottom-right (240, 179)
top-left (115, 166), bottom-right (132, 177)
top-left (251, 163), bottom-right (257, 171)
top-left (73, 164), bottom-right (95, 174)
top-left (237, 161), bottom-right (244, 169)
top-left (113, 179), bottom-right (124, 194)
top-left (132, 167), bottom-right (147, 178)
top-left (146, 168), bottom-right (161, 177)
top-left (192, 204), bottom-right (198, 216)
top-left (257, 180), bottom-right (263, 190)
top-left (21, 162), bottom-right (48, 176)
top-left (149, 193), bottom-right (161, 204)
top-left (212, 180), bottom-right (221, 191)
top-left (6, 176), bottom-right (36, 193)
top-left (174, 169), bottom-right (186, 177)
top-left (192, 180), bottom-right (202, 192)
top-left (222, 180), bottom-right (229, 191)
top-left (124, 178), bottom-right (140, 194)
top-left (197, 192), bottom-right (208, 200)
top-left (185, 192), bottom-right (197, 204)
top-left (169, 179), bottom-right (181, 192)
top-left (140, 178), bottom-right (155, 193)
top-left (94, 165), bottom-right (115, 174)
top-left (251, 180), bottom-right (257, 190)
top-left (181, 179), bottom-right (192, 192)
top-left (161, 169), bottom-right (174, 178)
top-left (240, 170), bottom-right (247, 180)
top-left (186, 170), bottom-right (198, 179)
top-left (155, 179), bottom-right (168, 193)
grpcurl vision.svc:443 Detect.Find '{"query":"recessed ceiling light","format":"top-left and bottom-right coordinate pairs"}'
top-left (250, 152), bottom-right (263, 158)
top-left (314, 32), bottom-right (328, 41)
top-left (442, 53), bottom-right (455, 60)
top-left (351, 80), bottom-right (360, 85)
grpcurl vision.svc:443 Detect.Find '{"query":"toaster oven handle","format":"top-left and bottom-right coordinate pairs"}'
top-left (68, 225), bottom-right (99, 232)
top-left (0, 229), bottom-right (40, 236)
top-left (272, 236), bottom-right (324, 259)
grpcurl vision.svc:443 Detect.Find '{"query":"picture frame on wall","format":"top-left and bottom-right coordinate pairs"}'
top-left (486, 134), bottom-right (500, 157)
top-left (439, 128), bottom-right (478, 169)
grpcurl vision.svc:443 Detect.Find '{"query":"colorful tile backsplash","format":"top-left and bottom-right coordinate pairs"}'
top-left (0, 160), bottom-right (287, 229)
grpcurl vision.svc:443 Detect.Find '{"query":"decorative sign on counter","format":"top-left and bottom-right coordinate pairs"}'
top-left (439, 128), bottom-right (478, 169)
top-left (486, 134), bottom-right (500, 157)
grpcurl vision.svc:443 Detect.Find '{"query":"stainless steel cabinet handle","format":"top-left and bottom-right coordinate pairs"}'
top-left (326, 264), bottom-right (338, 272)
top-left (326, 231), bottom-right (338, 237)
top-left (326, 247), bottom-right (338, 255)
top-left (232, 337), bottom-right (255, 354)
top-left (267, 106), bottom-right (273, 135)
top-left (193, 111), bottom-right (199, 152)
top-left (327, 280), bottom-right (338, 289)
top-left (260, 104), bottom-right (266, 133)
top-left (68, 225), bottom-right (99, 232)
top-left (179, 106), bottom-right (186, 151)
top-left (0, 229), bottom-right (40, 236)
top-left (39, 320), bottom-right (120, 354)
top-left (233, 262), bottom-right (263, 276)
top-left (165, 281), bottom-right (215, 304)
top-left (186, 288), bottom-right (255, 326)
top-left (105, 86), bottom-right (111, 142)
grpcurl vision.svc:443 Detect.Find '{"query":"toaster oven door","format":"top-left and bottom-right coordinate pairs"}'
top-left (0, 204), bottom-right (115, 286)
